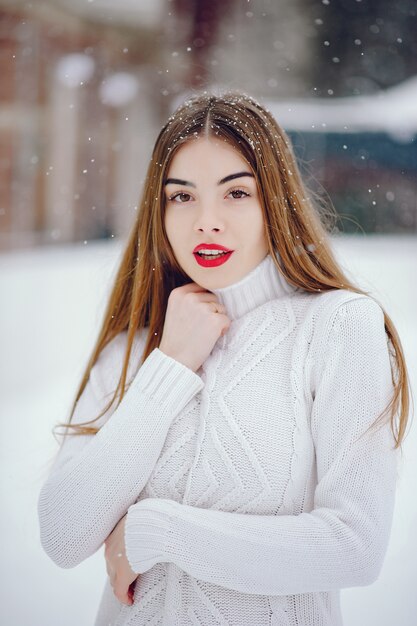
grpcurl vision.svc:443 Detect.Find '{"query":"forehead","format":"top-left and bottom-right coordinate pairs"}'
top-left (166, 137), bottom-right (250, 174)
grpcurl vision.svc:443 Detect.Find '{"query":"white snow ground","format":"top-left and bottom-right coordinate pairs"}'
top-left (1, 235), bottom-right (416, 626)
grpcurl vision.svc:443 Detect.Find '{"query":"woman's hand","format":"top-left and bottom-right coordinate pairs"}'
top-left (159, 282), bottom-right (231, 372)
top-left (104, 513), bottom-right (138, 605)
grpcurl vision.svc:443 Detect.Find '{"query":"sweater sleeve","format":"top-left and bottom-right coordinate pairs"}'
top-left (124, 296), bottom-right (399, 595)
top-left (37, 337), bottom-right (205, 569)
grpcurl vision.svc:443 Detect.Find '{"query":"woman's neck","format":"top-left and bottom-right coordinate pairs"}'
top-left (209, 252), bottom-right (297, 321)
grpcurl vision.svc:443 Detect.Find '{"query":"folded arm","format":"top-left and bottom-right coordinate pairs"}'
top-left (38, 339), bottom-right (204, 569)
top-left (124, 297), bottom-right (399, 595)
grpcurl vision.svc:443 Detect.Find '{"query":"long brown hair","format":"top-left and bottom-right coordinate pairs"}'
top-left (54, 90), bottom-right (412, 450)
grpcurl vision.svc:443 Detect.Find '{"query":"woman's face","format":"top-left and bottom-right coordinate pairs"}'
top-left (164, 136), bottom-right (269, 290)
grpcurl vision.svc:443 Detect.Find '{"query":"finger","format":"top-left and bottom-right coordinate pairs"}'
top-left (216, 313), bottom-right (231, 326)
top-left (193, 293), bottom-right (226, 307)
top-left (116, 586), bottom-right (132, 605)
top-left (209, 302), bottom-right (226, 314)
top-left (113, 575), bottom-right (126, 605)
top-left (114, 573), bottom-right (134, 606)
top-left (175, 282), bottom-right (213, 294)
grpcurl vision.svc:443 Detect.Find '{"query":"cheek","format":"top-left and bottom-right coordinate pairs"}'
top-left (164, 210), bottom-right (183, 245)
top-left (244, 210), bottom-right (267, 246)
top-left (239, 206), bottom-right (265, 232)
top-left (253, 205), bottom-right (267, 231)
top-left (163, 209), bottom-right (174, 238)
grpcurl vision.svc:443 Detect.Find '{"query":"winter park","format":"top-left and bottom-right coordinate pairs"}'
top-left (1, 2), bottom-right (417, 626)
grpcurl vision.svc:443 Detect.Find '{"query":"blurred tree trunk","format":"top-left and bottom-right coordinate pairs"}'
top-left (173, 0), bottom-right (236, 89)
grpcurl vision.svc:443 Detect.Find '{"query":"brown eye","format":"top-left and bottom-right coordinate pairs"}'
top-left (228, 189), bottom-right (249, 199)
top-left (169, 192), bottom-right (192, 203)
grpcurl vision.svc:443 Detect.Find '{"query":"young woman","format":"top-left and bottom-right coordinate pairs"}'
top-left (38, 91), bottom-right (411, 626)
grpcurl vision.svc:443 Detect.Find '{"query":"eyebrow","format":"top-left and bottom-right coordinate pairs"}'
top-left (164, 171), bottom-right (254, 188)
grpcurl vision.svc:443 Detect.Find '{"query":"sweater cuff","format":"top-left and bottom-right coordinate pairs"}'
top-left (125, 498), bottom-right (179, 574)
top-left (131, 347), bottom-right (204, 412)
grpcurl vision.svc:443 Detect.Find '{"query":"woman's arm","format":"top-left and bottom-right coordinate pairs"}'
top-left (123, 297), bottom-right (399, 595)
top-left (37, 334), bottom-right (205, 569)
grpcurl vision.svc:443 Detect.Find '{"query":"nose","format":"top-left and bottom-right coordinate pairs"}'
top-left (193, 204), bottom-right (225, 233)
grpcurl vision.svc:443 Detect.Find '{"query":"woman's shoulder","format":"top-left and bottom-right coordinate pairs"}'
top-left (90, 327), bottom-right (150, 397)
top-left (293, 287), bottom-right (385, 351)
top-left (305, 288), bottom-right (385, 352)
top-left (314, 287), bottom-right (383, 321)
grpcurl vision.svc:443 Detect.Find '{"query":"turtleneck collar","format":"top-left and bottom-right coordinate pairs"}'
top-left (209, 252), bottom-right (297, 321)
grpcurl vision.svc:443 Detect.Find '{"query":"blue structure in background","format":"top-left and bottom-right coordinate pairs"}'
top-left (288, 130), bottom-right (417, 233)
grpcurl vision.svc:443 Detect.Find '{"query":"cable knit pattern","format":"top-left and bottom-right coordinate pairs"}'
top-left (38, 251), bottom-right (399, 626)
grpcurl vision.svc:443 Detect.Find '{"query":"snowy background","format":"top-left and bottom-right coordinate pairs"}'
top-left (1, 234), bottom-right (416, 625)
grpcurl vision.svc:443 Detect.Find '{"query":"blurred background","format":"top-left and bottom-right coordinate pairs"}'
top-left (1, 0), bottom-right (417, 248)
top-left (0, 1), bottom-right (416, 624)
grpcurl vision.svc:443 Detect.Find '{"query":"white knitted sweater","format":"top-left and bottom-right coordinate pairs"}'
top-left (38, 252), bottom-right (399, 626)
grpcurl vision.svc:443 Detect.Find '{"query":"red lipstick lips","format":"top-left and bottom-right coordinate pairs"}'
top-left (193, 243), bottom-right (234, 268)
